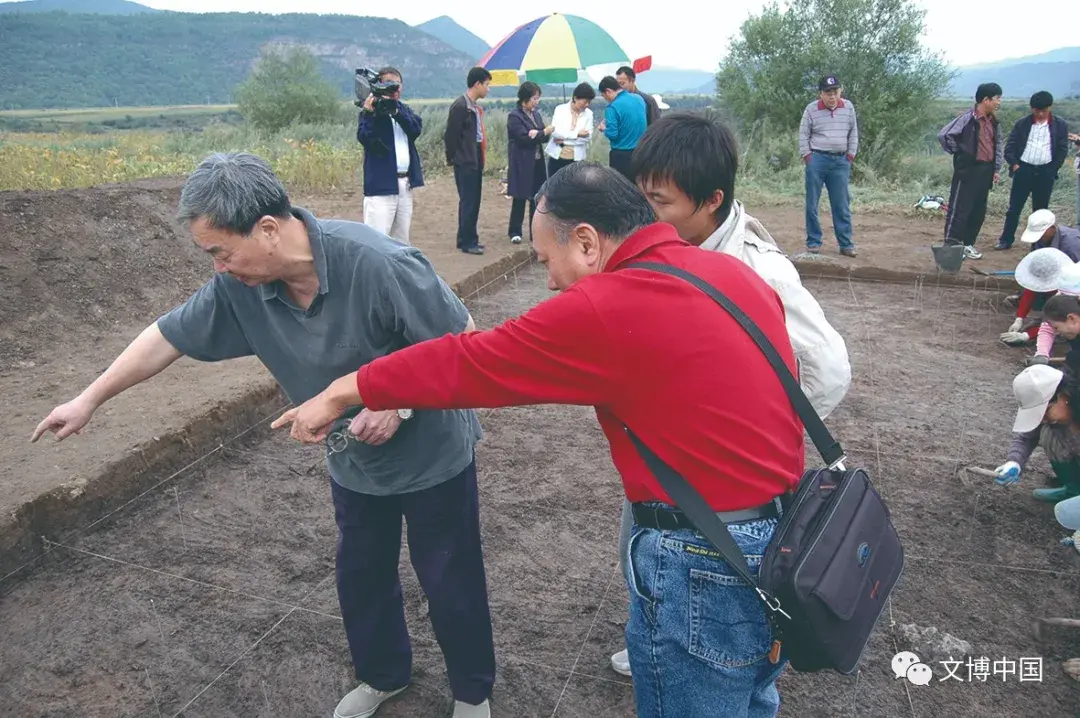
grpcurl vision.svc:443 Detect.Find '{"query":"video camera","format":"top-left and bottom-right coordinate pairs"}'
top-left (354, 68), bottom-right (400, 115)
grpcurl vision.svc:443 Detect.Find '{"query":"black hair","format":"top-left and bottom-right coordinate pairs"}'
top-left (616, 66), bottom-right (635, 80)
top-left (467, 67), bottom-right (492, 88)
top-left (535, 161), bottom-right (655, 241)
top-left (630, 112), bottom-right (738, 224)
top-left (1044, 293), bottom-right (1080, 322)
top-left (1031, 90), bottom-right (1054, 110)
top-left (572, 82), bottom-right (596, 101)
top-left (976, 83), bottom-right (1003, 104)
top-left (517, 81), bottom-right (541, 105)
top-left (377, 66), bottom-right (402, 82)
top-left (598, 76), bottom-right (620, 94)
top-left (1057, 367), bottom-right (1080, 421)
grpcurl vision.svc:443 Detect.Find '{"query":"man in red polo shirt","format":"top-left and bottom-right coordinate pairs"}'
top-left (273, 161), bottom-right (803, 717)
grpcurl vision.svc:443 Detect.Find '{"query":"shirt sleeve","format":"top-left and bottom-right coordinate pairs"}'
top-left (156, 275), bottom-right (254, 361)
top-left (847, 106), bottom-right (859, 157)
top-left (798, 107), bottom-right (811, 157)
top-left (1006, 427), bottom-right (1041, 467)
top-left (358, 284), bottom-right (617, 411)
top-left (377, 249), bottom-right (471, 344)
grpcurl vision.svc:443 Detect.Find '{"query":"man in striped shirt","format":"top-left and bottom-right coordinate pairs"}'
top-left (995, 91), bottom-right (1070, 250)
top-left (799, 75), bottom-right (859, 257)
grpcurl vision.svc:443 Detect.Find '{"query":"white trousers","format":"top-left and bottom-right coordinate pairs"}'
top-left (363, 177), bottom-right (414, 244)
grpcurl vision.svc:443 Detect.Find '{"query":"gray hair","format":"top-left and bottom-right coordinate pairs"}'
top-left (177, 152), bottom-right (292, 235)
top-left (534, 161), bottom-right (655, 244)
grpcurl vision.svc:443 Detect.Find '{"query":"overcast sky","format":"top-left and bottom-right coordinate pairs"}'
top-left (101, 0), bottom-right (1069, 71)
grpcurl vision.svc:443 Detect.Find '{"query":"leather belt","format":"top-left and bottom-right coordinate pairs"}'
top-left (397, 172), bottom-right (409, 178)
top-left (631, 499), bottom-right (779, 531)
top-left (811, 149), bottom-right (846, 156)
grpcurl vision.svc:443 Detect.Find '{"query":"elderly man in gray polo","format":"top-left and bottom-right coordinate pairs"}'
top-left (799, 74), bottom-right (859, 257)
top-left (30, 152), bottom-right (496, 718)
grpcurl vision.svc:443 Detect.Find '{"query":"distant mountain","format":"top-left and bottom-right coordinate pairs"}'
top-left (0, 11), bottom-right (477, 109)
top-left (949, 47), bottom-right (1080, 99)
top-left (634, 67), bottom-right (715, 95)
top-left (415, 15), bottom-right (489, 63)
top-left (0, 0), bottom-right (158, 13)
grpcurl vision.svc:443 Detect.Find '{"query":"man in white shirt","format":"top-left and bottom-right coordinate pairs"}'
top-left (357, 67), bottom-right (424, 244)
top-left (996, 91), bottom-right (1070, 250)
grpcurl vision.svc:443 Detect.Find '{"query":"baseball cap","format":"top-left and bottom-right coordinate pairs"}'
top-left (1059, 261), bottom-right (1080, 296)
top-left (1020, 209), bottom-right (1057, 244)
top-left (1012, 364), bottom-right (1064, 433)
top-left (1015, 247), bottom-right (1072, 292)
top-left (819, 75), bottom-right (841, 91)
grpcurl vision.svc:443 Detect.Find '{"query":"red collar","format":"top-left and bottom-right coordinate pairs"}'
top-left (605, 223), bottom-right (690, 272)
top-left (817, 98), bottom-right (845, 111)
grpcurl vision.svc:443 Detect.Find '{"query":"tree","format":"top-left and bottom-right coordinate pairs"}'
top-left (234, 46), bottom-right (343, 133)
top-left (716, 0), bottom-right (954, 172)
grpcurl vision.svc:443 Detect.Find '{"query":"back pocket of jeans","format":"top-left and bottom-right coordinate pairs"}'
top-left (688, 568), bottom-right (771, 669)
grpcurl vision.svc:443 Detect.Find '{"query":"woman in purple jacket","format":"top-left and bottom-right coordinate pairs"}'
top-left (506, 81), bottom-right (552, 244)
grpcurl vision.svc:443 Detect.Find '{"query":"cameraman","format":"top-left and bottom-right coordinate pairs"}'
top-left (357, 67), bottom-right (424, 244)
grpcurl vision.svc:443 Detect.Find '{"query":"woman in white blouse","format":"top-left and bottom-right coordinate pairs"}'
top-left (545, 82), bottom-right (596, 177)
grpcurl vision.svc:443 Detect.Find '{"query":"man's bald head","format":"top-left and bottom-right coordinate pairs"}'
top-left (534, 161), bottom-right (655, 244)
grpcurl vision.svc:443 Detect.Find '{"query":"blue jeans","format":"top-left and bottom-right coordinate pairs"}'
top-left (625, 507), bottom-right (786, 718)
top-left (805, 152), bottom-right (854, 249)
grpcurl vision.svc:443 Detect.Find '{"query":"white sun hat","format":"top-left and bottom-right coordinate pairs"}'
top-left (652, 94), bottom-right (670, 110)
top-left (1012, 364), bottom-right (1064, 433)
top-left (1058, 261), bottom-right (1080, 296)
top-left (1020, 209), bottom-right (1057, 244)
top-left (1015, 247), bottom-right (1072, 292)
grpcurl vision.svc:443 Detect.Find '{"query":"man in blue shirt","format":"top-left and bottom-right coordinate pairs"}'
top-left (357, 67), bottom-right (424, 245)
top-left (30, 152), bottom-right (495, 718)
top-left (597, 75), bottom-right (647, 181)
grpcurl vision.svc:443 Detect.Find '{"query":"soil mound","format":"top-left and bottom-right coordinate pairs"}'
top-left (0, 178), bottom-right (211, 366)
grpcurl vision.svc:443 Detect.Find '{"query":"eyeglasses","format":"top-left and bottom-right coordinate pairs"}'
top-left (325, 428), bottom-right (353, 457)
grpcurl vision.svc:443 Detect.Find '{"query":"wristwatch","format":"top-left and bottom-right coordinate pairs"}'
top-left (397, 408), bottom-right (413, 420)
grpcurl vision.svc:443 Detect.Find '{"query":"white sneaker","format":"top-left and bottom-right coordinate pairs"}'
top-left (963, 245), bottom-right (983, 260)
top-left (610, 648), bottom-right (632, 677)
top-left (510, 235), bottom-right (522, 244)
top-left (334, 683), bottom-right (407, 718)
top-left (453, 698), bottom-right (491, 717)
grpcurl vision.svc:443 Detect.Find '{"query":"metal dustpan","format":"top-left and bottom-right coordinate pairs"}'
top-left (931, 243), bottom-right (965, 273)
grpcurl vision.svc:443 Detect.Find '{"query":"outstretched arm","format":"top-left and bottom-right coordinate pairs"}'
top-left (31, 323), bottom-right (182, 442)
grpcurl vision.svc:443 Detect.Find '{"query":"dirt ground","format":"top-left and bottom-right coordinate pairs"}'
top-left (0, 175), bottom-right (523, 570)
top-left (1, 261), bottom-right (1078, 717)
top-left (747, 201), bottom-right (1027, 276)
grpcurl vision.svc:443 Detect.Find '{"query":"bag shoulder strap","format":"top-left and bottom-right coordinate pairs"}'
top-left (626, 261), bottom-right (845, 469)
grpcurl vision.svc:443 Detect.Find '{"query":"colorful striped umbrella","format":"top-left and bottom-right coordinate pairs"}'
top-left (479, 14), bottom-right (632, 86)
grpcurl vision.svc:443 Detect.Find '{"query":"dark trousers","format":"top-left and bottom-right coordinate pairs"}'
top-left (547, 157), bottom-right (574, 177)
top-left (331, 459), bottom-right (495, 705)
top-left (999, 162), bottom-right (1057, 247)
top-left (508, 157), bottom-right (547, 239)
top-left (454, 147), bottom-right (484, 249)
top-left (609, 149), bottom-right (635, 182)
top-left (944, 160), bottom-right (995, 246)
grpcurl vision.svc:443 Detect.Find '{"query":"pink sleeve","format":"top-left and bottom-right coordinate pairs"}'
top-left (1036, 321), bottom-right (1056, 356)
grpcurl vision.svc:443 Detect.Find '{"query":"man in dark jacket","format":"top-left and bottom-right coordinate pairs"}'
top-left (938, 82), bottom-right (1004, 261)
top-left (444, 67), bottom-right (492, 255)
top-left (357, 67), bottom-right (424, 245)
top-left (995, 91), bottom-right (1070, 250)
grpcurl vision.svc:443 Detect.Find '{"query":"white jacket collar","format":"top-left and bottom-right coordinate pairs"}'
top-left (699, 200), bottom-right (781, 257)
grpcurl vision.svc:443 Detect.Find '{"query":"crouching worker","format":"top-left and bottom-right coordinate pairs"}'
top-left (1000, 247), bottom-right (1072, 347)
top-left (995, 364), bottom-right (1080, 503)
top-left (1031, 275), bottom-right (1080, 370)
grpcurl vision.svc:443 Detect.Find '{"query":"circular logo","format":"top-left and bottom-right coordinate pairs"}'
top-left (857, 542), bottom-right (871, 566)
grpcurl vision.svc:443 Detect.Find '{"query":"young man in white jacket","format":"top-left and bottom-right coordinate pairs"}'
top-left (605, 111), bottom-right (852, 679)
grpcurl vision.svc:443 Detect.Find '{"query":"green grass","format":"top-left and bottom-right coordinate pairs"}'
top-left (2, 99), bottom-right (1078, 226)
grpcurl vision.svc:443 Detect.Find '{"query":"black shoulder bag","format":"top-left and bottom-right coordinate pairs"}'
top-left (624, 261), bottom-right (904, 675)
